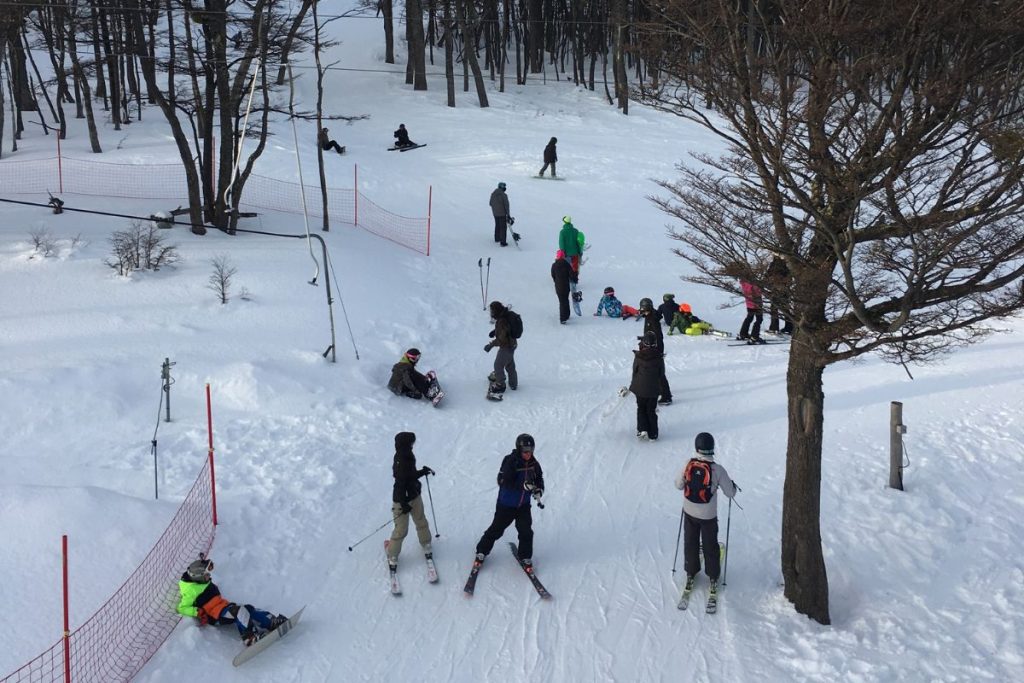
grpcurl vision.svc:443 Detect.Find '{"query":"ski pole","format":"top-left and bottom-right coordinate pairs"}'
top-left (424, 473), bottom-right (440, 538)
top-left (484, 257), bottom-right (491, 305)
top-left (722, 497), bottom-right (733, 586)
top-left (347, 512), bottom-right (402, 551)
top-left (671, 504), bottom-right (684, 575)
top-left (478, 258), bottom-right (485, 310)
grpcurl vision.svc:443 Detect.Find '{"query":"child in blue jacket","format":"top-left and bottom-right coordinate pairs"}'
top-left (594, 286), bottom-right (623, 318)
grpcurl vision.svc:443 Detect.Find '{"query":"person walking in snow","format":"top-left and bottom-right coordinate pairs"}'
top-left (739, 279), bottom-right (765, 343)
top-left (594, 286), bottom-right (623, 318)
top-left (485, 300), bottom-right (519, 397)
top-left (639, 297), bottom-right (672, 405)
top-left (675, 432), bottom-right (738, 597)
top-left (387, 348), bottom-right (442, 402)
top-left (551, 249), bottom-right (574, 324)
top-left (629, 331), bottom-right (663, 441)
top-left (387, 431), bottom-right (436, 569)
top-left (393, 123), bottom-right (416, 148)
top-left (539, 137), bottom-right (558, 177)
top-left (473, 433), bottom-right (545, 567)
top-left (490, 182), bottom-right (512, 247)
top-left (177, 555), bottom-right (287, 646)
top-left (318, 127), bottom-right (345, 155)
top-left (558, 216), bottom-right (582, 273)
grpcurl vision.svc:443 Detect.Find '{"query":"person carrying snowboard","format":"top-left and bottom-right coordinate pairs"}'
top-left (674, 432), bottom-right (738, 598)
top-left (629, 331), bottom-right (663, 441)
top-left (393, 123), bottom-right (416, 148)
top-left (594, 286), bottom-right (623, 318)
top-left (318, 127), bottom-right (345, 155)
top-left (539, 137), bottom-right (558, 177)
top-left (387, 348), bottom-right (443, 403)
top-left (551, 249), bottom-right (574, 324)
top-left (558, 216), bottom-right (582, 274)
top-left (739, 279), bottom-right (765, 343)
top-left (387, 431), bottom-right (436, 569)
top-left (639, 297), bottom-right (672, 405)
top-left (177, 556), bottom-right (288, 645)
top-left (473, 433), bottom-right (545, 568)
top-left (490, 182), bottom-right (512, 247)
top-left (484, 301), bottom-right (520, 398)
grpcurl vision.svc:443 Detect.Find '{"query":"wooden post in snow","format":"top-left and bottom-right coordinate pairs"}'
top-left (889, 401), bottom-right (905, 491)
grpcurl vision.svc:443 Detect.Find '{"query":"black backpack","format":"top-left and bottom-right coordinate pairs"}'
top-left (683, 458), bottom-right (714, 504)
top-left (507, 310), bottom-right (524, 339)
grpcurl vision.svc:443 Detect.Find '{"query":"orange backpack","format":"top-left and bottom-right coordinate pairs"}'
top-left (683, 459), bottom-right (714, 503)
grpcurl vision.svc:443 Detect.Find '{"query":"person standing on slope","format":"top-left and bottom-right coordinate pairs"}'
top-left (551, 249), bottom-right (574, 324)
top-left (629, 331), bottom-right (663, 440)
top-left (485, 300), bottom-right (519, 397)
top-left (558, 216), bottom-right (582, 273)
top-left (539, 137), bottom-right (558, 177)
top-left (387, 431), bottom-right (436, 569)
top-left (639, 297), bottom-right (672, 405)
top-left (473, 433), bottom-right (545, 568)
top-left (490, 182), bottom-right (512, 247)
top-left (675, 432), bottom-right (738, 598)
top-left (739, 279), bottom-right (765, 343)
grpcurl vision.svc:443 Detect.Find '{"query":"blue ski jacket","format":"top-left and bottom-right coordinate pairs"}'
top-left (496, 450), bottom-right (545, 508)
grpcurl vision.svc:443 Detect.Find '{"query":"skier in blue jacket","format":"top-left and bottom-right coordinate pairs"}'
top-left (473, 434), bottom-right (545, 568)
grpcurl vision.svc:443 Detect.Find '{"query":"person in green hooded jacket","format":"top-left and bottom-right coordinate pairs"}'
top-left (177, 555), bottom-right (287, 645)
top-left (558, 216), bottom-right (582, 273)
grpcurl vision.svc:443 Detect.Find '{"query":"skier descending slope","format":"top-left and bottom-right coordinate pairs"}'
top-left (465, 434), bottom-right (546, 595)
top-left (674, 432), bottom-right (738, 613)
top-left (387, 432), bottom-right (438, 591)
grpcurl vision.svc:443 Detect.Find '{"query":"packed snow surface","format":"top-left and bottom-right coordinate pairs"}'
top-left (1, 6), bottom-right (1022, 682)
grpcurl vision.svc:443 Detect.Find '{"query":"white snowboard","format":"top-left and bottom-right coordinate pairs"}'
top-left (232, 606), bottom-right (306, 667)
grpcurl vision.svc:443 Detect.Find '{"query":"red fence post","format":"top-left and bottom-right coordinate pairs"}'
top-left (62, 534), bottom-right (70, 683)
top-left (206, 383), bottom-right (217, 526)
top-left (354, 165), bottom-right (359, 226)
top-left (426, 185), bottom-right (432, 256)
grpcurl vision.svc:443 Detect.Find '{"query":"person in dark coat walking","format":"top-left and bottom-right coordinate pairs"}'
top-left (551, 249), bottom-right (574, 324)
top-left (639, 297), bottom-right (672, 405)
top-left (318, 127), bottom-right (345, 154)
top-left (629, 331), bottom-right (663, 440)
top-left (474, 433), bottom-right (545, 567)
top-left (539, 137), bottom-right (558, 177)
top-left (394, 123), bottom-right (416, 148)
top-left (387, 431), bottom-right (435, 568)
top-left (489, 182), bottom-right (512, 247)
top-left (485, 301), bottom-right (518, 395)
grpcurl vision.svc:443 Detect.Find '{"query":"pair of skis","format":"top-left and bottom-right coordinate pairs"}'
top-left (677, 542), bottom-right (725, 613)
top-left (464, 543), bottom-right (551, 599)
top-left (385, 540), bottom-right (438, 596)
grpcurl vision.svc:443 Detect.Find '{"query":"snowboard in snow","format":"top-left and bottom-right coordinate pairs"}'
top-left (532, 175), bottom-right (566, 181)
top-left (232, 606), bottom-right (305, 667)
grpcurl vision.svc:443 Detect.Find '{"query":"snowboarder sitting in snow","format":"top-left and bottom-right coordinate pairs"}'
top-left (387, 348), bottom-right (441, 401)
top-left (675, 432), bottom-right (738, 599)
top-left (473, 433), bottom-right (545, 568)
top-left (594, 286), bottom-right (623, 318)
top-left (393, 123), bottom-right (416, 148)
top-left (669, 303), bottom-right (710, 336)
top-left (658, 293), bottom-right (680, 327)
top-left (318, 127), bottom-right (345, 155)
top-left (177, 555), bottom-right (287, 646)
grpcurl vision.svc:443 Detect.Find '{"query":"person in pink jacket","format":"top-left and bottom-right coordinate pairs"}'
top-left (739, 280), bottom-right (765, 344)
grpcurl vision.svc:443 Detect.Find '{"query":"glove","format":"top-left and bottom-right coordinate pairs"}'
top-left (419, 466), bottom-right (435, 476)
top-left (488, 330), bottom-right (496, 338)
top-left (524, 482), bottom-right (536, 492)
top-left (532, 489), bottom-right (544, 501)
top-left (484, 343), bottom-right (493, 352)
top-left (198, 610), bottom-right (210, 626)
top-left (733, 481), bottom-right (741, 492)
top-left (400, 502), bottom-right (412, 514)
top-left (508, 216), bottom-right (515, 226)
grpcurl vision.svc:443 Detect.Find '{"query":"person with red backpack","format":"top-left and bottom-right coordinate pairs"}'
top-left (674, 432), bottom-right (738, 601)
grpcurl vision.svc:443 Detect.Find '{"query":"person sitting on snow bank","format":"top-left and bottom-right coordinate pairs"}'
top-left (594, 286), bottom-right (623, 318)
top-left (177, 555), bottom-right (287, 645)
top-left (669, 303), bottom-right (713, 336)
top-left (387, 348), bottom-right (442, 401)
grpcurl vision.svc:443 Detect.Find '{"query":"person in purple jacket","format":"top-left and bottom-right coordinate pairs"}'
top-left (473, 433), bottom-right (545, 568)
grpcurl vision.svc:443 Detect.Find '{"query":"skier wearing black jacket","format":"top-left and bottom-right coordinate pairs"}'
top-left (639, 297), bottom-right (672, 405)
top-left (629, 331), bottom-right (664, 440)
top-left (474, 434), bottom-right (545, 566)
top-left (551, 250), bottom-right (574, 324)
top-left (387, 431), bottom-right (435, 568)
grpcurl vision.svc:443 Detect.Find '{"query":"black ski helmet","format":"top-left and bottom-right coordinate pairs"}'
top-left (187, 557), bottom-right (213, 582)
top-left (404, 348), bottom-right (421, 364)
top-left (695, 432), bottom-right (715, 456)
top-left (639, 297), bottom-right (654, 312)
top-left (641, 331), bottom-right (657, 348)
top-left (516, 433), bottom-right (536, 451)
top-left (604, 286), bottom-right (615, 295)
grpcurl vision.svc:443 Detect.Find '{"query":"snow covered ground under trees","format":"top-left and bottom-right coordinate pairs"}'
top-left (1, 7), bottom-right (1022, 683)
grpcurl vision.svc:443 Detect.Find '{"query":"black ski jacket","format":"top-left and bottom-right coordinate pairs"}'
top-left (551, 257), bottom-right (573, 296)
top-left (629, 347), bottom-right (665, 398)
top-left (392, 432), bottom-right (425, 504)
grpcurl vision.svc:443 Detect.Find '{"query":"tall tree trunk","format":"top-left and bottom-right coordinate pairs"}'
top-left (8, 36), bottom-right (38, 111)
top-left (406, 0), bottom-right (428, 90)
top-left (312, 0), bottom-right (329, 230)
top-left (458, 0), bottom-right (488, 107)
top-left (382, 0), bottom-right (395, 64)
top-left (66, 26), bottom-right (102, 152)
top-left (90, 5), bottom-right (107, 107)
top-left (444, 0), bottom-right (454, 106)
top-left (276, 0), bottom-right (314, 84)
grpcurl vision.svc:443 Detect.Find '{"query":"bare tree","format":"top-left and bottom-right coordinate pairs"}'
top-left (207, 253), bottom-right (236, 303)
top-left (106, 221), bottom-right (180, 275)
top-left (638, 0), bottom-right (1024, 624)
